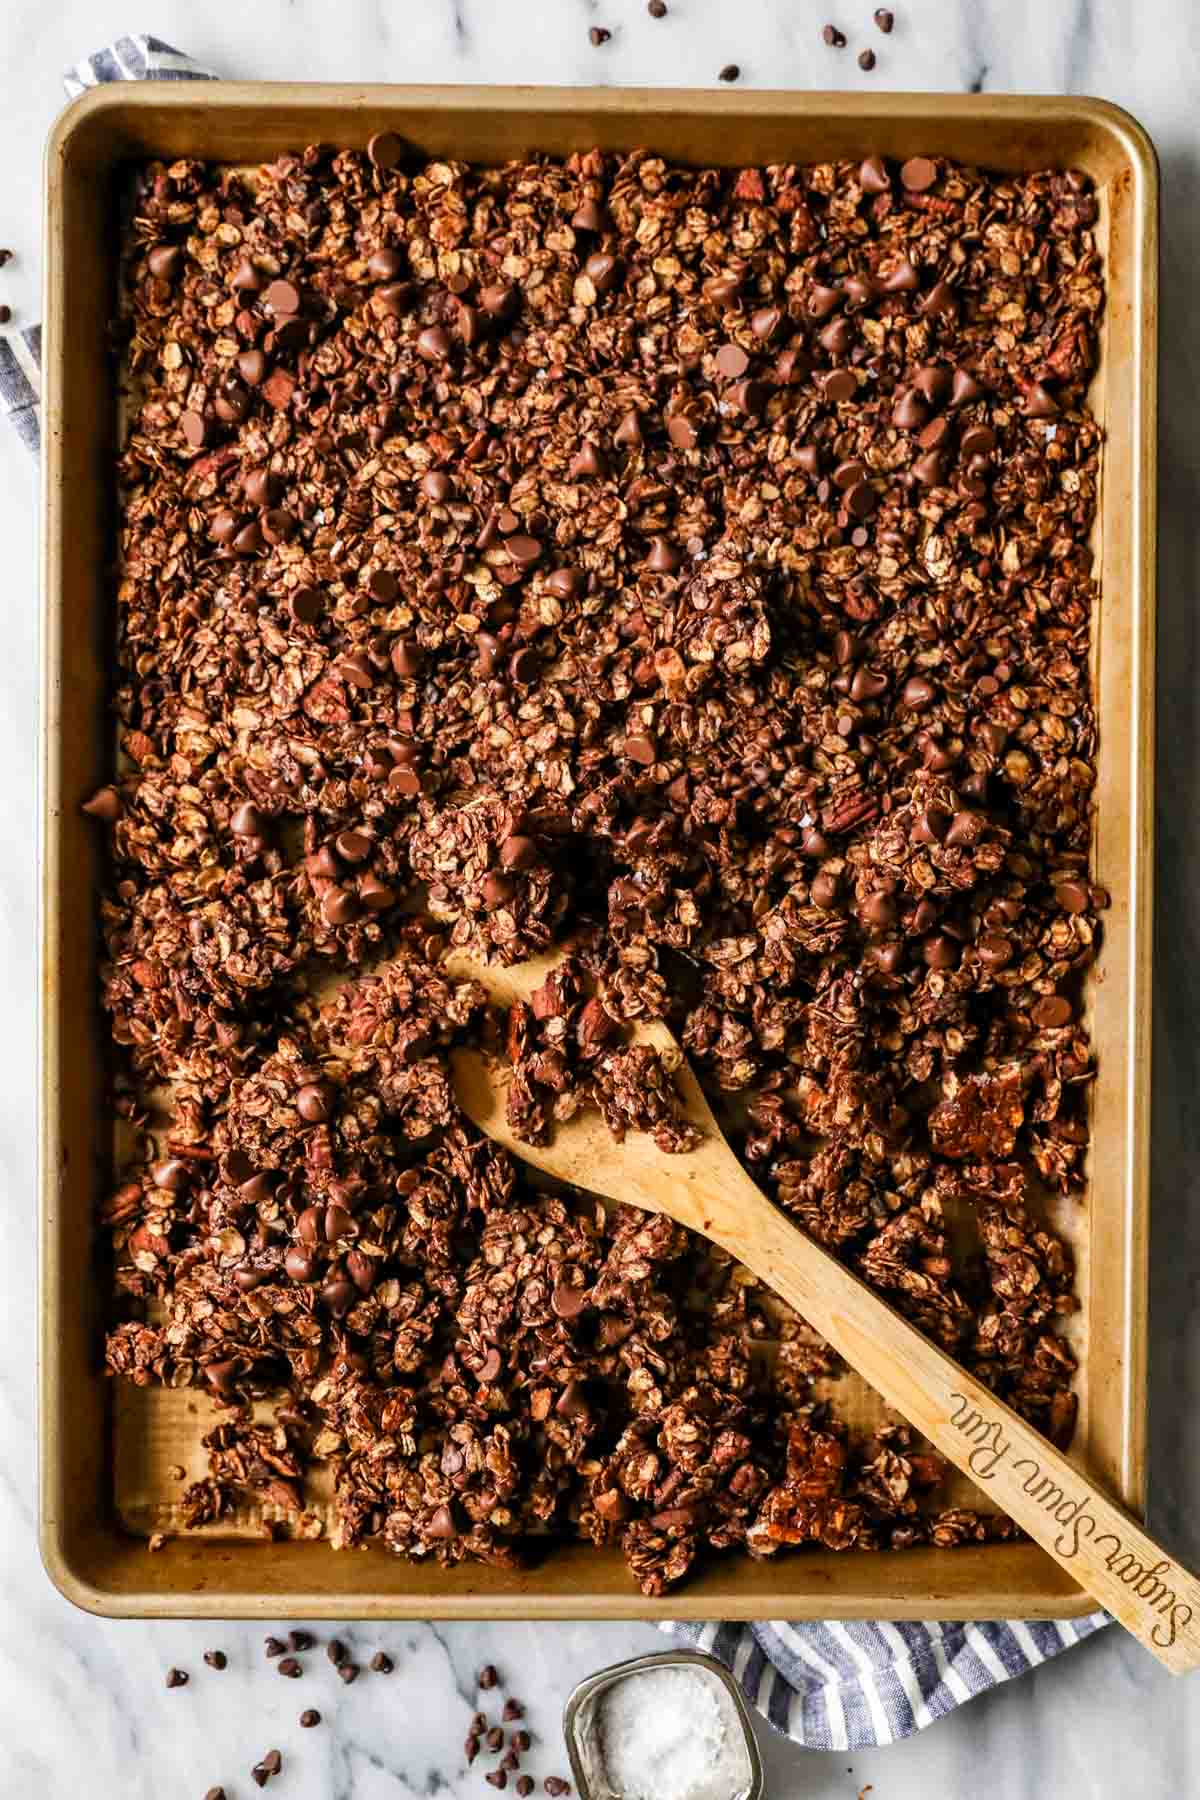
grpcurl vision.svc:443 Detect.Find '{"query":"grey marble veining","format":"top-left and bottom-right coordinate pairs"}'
top-left (3, 2), bottom-right (1199, 1794)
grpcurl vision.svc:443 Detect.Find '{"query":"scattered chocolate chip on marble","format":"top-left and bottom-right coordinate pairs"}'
top-left (858, 47), bottom-right (876, 68)
top-left (203, 1650), bottom-right (227, 1671)
top-left (874, 6), bottom-right (895, 30)
top-left (822, 23), bottom-right (847, 46)
top-left (165, 1667), bottom-right (189, 1689)
top-left (718, 62), bottom-right (740, 80)
top-left (251, 1749), bottom-right (283, 1788)
top-left (288, 1629), bottom-right (315, 1652)
top-left (370, 1650), bottom-right (395, 1673)
top-left (300, 1709), bottom-right (322, 1729)
top-left (589, 26), bottom-right (611, 45)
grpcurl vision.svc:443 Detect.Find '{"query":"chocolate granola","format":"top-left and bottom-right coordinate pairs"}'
top-left (94, 140), bottom-right (1105, 1593)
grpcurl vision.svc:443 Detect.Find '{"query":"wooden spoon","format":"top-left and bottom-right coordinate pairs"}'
top-left (446, 947), bottom-right (1200, 1673)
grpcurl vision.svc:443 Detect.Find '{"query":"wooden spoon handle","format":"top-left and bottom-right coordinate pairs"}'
top-left (710, 1169), bottom-right (1198, 1674)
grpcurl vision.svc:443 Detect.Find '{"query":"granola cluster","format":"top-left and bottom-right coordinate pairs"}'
top-left (96, 138), bottom-right (1106, 1593)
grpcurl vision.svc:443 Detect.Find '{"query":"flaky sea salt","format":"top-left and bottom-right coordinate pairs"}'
top-left (596, 1665), bottom-right (754, 1800)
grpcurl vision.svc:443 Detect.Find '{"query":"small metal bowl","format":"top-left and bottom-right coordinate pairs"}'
top-left (562, 1647), bottom-right (765, 1800)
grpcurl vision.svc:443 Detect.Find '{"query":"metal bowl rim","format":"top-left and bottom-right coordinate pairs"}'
top-left (562, 1646), bottom-right (765, 1800)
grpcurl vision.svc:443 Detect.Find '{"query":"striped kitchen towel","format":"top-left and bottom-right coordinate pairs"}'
top-left (662, 1612), bottom-right (1109, 1748)
top-left (0, 36), bottom-right (217, 455)
top-left (4, 33), bottom-right (1112, 1748)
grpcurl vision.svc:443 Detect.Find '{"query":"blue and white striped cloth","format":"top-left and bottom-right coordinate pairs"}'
top-left (664, 1613), bottom-right (1109, 1748)
top-left (4, 34), bottom-right (1111, 1748)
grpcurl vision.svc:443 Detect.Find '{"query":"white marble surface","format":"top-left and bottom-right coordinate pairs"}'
top-left (3, 1), bottom-right (1199, 1794)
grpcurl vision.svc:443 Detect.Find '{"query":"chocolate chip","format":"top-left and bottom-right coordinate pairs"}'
top-left (919, 279), bottom-right (956, 317)
top-left (284, 1246), bottom-right (315, 1281)
top-left (391, 638), bottom-right (423, 678)
top-left (368, 246), bottom-right (405, 282)
top-left (264, 1636), bottom-right (286, 1658)
top-left (300, 1709), bottom-right (322, 1728)
top-left (466, 1735), bottom-right (482, 1765)
top-left (546, 568), bottom-right (585, 605)
top-left (858, 47), bottom-right (876, 69)
top-left (478, 1665), bottom-right (500, 1690)
top-left (507, 647), bottom-right (540, 687)
top-left (544, 1781), bottom-right (571, 1796)
top-left (337, 1662), bottom-right (360, 1684)
top-left (263, 278), bottom-right (301, 317)
top-left (718, 63), bottom-right (740, 80)
top-left (750, 306), bottom-right (783, 341)
top-left (205, 1789), bottom-right (227, 1800)
top-left (486, 1727), bottom-right (505, 1751)
top-left (822, 23), bottom-right (847, 47)
top-left (367, 131), bottom-right (405, 172)
top-left (496, 835), bottom-right (539, 871)
top-left (481, 283), bottom-right (517, 318)
top-left (370, 1650), bottom-right (395, 1673)
top-left (874, 6), bottom-right (895, 29)
top-left (251, 1750), bottom-right (282, 1788)
top-left (644, 535), bottom-right (680, 573)
top-left (277, 1657), bottom-right (302, 1678)
top-left (571, 198), bottom-right (610, 234)
top-left (589, 26), bottom-right (612, 45)
top-left (821, 369), bottom-right (857, 403)
top-left (569, 441), bottom-right (607, 479)
top-left (861, 890), bottom-right (898, 930)
top-left (900, 156), bottom-right (938, 192)
top-left (486, 1776), bottom-right (508, 1792)
top-left (1023, 381), bottom-right (1060, 419)
top-left (612, 409), bottom-right (643, 450)
top-left (859, 155), bottom-right (890, 194)
top-left (704, 274), bottom-right (742, 308)
top-left (1033, 994), bottom-right (1073, 1028)
top-left (296, 1082), bottom-right (332, 1123)
top-left (811, 871), bottom-right (840, 909)
top-left (922, 934), bottom-right (960, 970)
top-left (914, 364), bottom-right (952, 406)
top-left (326, 1639), bottom-right (347, 1664)
top-left (243, 468), bottom-right (282, 508)
top-left (165, 1667), bottom-right (188, 1688)
top-left (902, 675), bottom-right (936, 710)
top-left (417, 326), bottom-right (451, 362)
top-left (728, 377), bottom-right (767, 416)
top-left (882, 259), bottom-right (919, 293)
top-left (517, 1781), bottom-right (534, 1798)
top-left (148, 244), bottom-right (182, 280)
top-left (421, 469), bottom-right (453, 502)
top-left (1055, 880), bottom-right (1090, 914)
top-left (483, 872), bottom-right (515, 910)
top-left (715, 343), bottom-right (750, 380)
top-left (335, 830), bottom-right (373, 864)
top-left (376, 280), bottom-right (414, 317)
top-left (950, 367), bottom-right (983, 406)
top-left (203, 1650), bottom-right (227, 1670)
top-left (961, 424), bottom-right (997, 456)
top-left (82, 785), bottom-right (122, 821)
